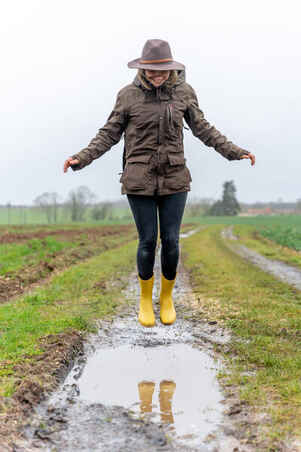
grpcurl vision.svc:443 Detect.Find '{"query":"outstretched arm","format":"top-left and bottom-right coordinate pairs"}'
top-left (184, 85), bottom-right (255, 165)
top-left (64, 91), bottom-right (128, 173)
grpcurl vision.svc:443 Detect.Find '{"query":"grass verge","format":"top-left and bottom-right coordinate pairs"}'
top-left (182, 226), bottom-right (301, 449)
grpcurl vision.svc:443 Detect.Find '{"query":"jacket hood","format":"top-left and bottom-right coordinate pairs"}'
top-left (175, 70), bottom-right (186, 85)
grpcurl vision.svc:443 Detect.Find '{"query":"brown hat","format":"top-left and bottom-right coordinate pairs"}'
top-left (128, 39), bottom-right (185, 71)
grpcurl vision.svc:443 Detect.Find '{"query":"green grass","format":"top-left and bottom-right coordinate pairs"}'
top-left (182, 226), bottom-right (301, 448)
top-left (0, 239), bottom-right (137, 397)
top-left (0, 237), bottom-right (74, 275)
top-left (233, 225), bottom-right (301, 268)
top-left (0, 206), bottom-right (133, 225)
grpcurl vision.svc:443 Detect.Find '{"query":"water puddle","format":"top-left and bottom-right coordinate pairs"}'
top-left (75, 335), bottom-right (223, 446)
top-left (39, 306), bottom-right (225, 451)
top-left (180, 228), bottom-right (202, 239)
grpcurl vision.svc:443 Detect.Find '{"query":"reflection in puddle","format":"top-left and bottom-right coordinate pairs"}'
top-left (158, 380), bottom-right (176, 423)
top-left (138, 381), bottom-right (155, 414)
top-left (139, 380), bottom-right (176, 423)
top-left (78, 342), bottom-right (223, 444)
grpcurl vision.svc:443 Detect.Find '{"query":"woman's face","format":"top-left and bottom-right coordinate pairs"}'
top-left (144, 69), bottom-right (171, 87)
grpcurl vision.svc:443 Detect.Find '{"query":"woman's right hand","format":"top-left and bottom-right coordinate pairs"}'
top-left (63, 157), bottom-right (80, 173)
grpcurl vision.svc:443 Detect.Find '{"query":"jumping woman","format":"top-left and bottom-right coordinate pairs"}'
top-left (64, 39), bottom-right (255, 328)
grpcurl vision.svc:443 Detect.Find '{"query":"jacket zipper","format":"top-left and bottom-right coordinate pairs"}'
top-left (157, 88), bottom-right (161, 144)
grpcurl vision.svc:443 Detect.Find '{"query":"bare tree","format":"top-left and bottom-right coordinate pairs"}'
top-left (6, 202), bottom-right (12, 224)
top-left (91, 202), bottom-right (113, 221)
top-left (52, 192), bottom-right (60, 223)
top-left (295, 199), bottom-right (301, 213)
top-left (66, 186), bottom-right (96, 222)
top-left (184, 197), bottom-right (214, 218)
top-left (34, 192), bottom-right (60, 223)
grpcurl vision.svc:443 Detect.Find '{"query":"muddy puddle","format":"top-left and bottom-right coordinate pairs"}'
top-left (222, 227), bottom-right (301, 290)
top-left (21, 233), bottom-right (253, 452)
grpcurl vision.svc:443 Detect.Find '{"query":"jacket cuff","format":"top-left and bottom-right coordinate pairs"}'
top-left (238, 149), bottom-right (250, 159)
top-left (70, 154), bottom-right (85, 171)
top-left (227, 144), bottom-right (249, 161)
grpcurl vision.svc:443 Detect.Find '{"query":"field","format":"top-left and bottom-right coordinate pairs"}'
top-left (187, 213), bottom-right (301, 228)
top-left (0, 205), bottom-right (133, 225)
top-left (1, 217), bottom-right (301, 450)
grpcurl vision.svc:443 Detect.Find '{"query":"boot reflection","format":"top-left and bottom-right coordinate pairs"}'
top-left (159, 380), bottom-right (176, 424)
top-left (138, 381), bottom-right (155, 413)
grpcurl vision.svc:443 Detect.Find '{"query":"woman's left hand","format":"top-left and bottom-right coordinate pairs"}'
top-left (241, 153), bottom-right (255, 166)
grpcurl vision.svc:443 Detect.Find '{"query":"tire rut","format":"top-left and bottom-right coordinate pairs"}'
top-left (222, 226), bottom-right (301, 290)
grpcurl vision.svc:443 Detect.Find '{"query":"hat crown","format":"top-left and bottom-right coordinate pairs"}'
top-left (141, 39), bottom-right (173, 62)
top-left (127, 39), bottom-right (184, 70)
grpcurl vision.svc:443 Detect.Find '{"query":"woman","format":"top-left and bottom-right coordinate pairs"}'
top-left (64, 39), bottom-right (255, 328)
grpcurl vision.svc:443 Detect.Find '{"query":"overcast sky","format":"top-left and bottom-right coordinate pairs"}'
top-left (1, 0), bottom-right (300, 205)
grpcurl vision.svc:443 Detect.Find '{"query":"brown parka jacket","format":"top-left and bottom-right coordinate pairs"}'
top-left (71, 71), bottom-right (249, 196)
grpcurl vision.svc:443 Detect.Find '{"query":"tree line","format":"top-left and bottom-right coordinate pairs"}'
top-left (33, 186), bottom-right (124, 223)
top-left (4, 180), bottom-right (298, 225)
top-left (34, 181), bottom-right (241, 223)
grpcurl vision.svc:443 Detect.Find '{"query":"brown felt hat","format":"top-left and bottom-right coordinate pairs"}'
top-left (128, 39), bottom-right (185, 71)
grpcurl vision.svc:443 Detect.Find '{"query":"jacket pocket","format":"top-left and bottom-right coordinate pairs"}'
top-left (167, 153), bottom-right (185, 166)
top-left (163, 153), bottom-right (192, 190)
top-left (120, 154), bottom-right (152, 191)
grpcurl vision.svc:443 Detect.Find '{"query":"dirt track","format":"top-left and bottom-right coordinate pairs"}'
top-left (12, 239), bottom-right (260, 452)
top-left (3, 228), bottom-right (301, 451)
top-left (0, 226), bottom-right (134, 245)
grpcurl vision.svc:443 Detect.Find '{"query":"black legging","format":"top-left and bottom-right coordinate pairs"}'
top-left (127, 192), bottom-right (188, 280)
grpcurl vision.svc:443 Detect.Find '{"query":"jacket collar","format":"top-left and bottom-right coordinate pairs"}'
top-left (133, 70), bottom-right (186, 99)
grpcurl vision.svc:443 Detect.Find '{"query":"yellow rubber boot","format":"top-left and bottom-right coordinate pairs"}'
top-left (138, 275), bottom-right (155, 327)
top-left (159, 274), bottom-right (176, 325)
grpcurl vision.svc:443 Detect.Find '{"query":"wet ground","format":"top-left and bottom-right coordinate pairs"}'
top-left (0, 226), bottom-right (134, 245)
top-left (17, 233), bottom-right (256, 452)
top-left (0, 226), bottom-right (136, 303)
top-left (222, 227), bottom-right (301, 290)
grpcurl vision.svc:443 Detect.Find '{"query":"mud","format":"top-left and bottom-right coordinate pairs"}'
top-left (9, 237), bottom-right (264, 452)
top-left (0, 225), bottom-right (134, 245)
top-left (0, 226), bottom-right (136, 303)
top-left (222, 227), bottom-right (301, 290)
top-left (0, 331), bottom-right (84, 451)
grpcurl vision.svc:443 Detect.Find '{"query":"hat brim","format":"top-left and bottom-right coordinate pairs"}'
top-left (128, 58), bottom-right (185, 70)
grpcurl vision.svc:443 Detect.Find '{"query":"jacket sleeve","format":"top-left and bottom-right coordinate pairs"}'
top-left (184, 85), bottom-right (249, 161)
top-left (71, 91), bottom-right (128, 171)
